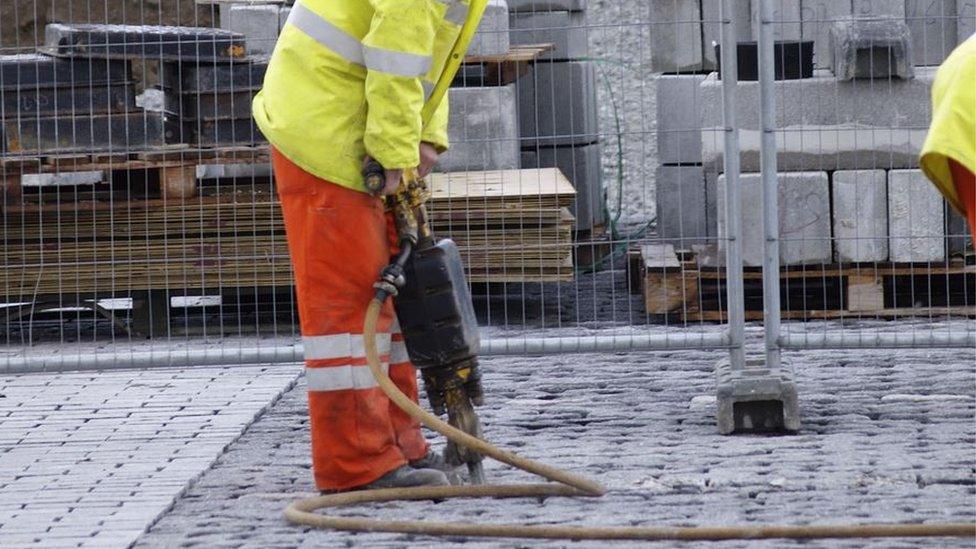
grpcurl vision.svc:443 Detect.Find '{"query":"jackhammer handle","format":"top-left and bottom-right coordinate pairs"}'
top-left (363, 158), bottom-right (386, 196)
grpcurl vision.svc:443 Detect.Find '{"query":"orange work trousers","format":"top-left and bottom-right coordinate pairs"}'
top-left (272, 148), bottom-right (428, 491)
top-left (950, 159), bottom-right (976, 242)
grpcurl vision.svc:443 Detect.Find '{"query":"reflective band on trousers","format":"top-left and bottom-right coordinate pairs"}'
top-left (306, 363), bottom-right (389, 392)
top-left (303, 333), bottom-right (391, 360)
top-left (289, 1), bottom-right (433, 78)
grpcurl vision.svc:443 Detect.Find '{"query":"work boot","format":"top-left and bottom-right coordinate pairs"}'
top-left (410, 450), bottom-right (462, 485)
top-left (359, 464), bottom-right (449, 490)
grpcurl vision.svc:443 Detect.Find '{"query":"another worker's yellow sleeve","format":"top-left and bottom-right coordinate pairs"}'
top-left (362, 0), bottom-right (440, 170)
top-left (921, 40), bottom-right (976, 215)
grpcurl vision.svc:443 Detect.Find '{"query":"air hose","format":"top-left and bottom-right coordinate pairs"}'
top-left (283, 298), bottom-right (976, 541)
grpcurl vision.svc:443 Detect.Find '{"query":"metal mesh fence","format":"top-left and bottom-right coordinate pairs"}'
top-left (0, 0), bottom-right (972, 377)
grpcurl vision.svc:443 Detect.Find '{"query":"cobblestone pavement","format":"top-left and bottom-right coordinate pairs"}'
top-left (0, 365), bottom-right (301, 548)
top-left (136, 325), bottom-right (975, 549)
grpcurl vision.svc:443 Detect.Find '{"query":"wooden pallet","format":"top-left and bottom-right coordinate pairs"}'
top-left (633, 244), bottom-right (976, 321)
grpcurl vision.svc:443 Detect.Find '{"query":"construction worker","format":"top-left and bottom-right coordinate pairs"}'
top-left (921, 32), bottom-right (976, 243)
top-left (252, 1), bottom-right (470, 492)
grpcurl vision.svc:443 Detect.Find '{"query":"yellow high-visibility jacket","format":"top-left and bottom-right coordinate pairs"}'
top-left (920, 34), bottom-right (976, 215)
top-left (253, 0), bottom-right (467, 193)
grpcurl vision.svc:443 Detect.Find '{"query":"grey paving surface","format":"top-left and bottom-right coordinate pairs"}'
top-left (0, 365), bottom-right (301, 548)
top-left (135, 326), bottom-right (976, 548)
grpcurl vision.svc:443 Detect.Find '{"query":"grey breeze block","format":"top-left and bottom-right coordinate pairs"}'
top-left (506, 0), bottom-right (586, 12)
top-left (649, 0), bottom-right (704, 73)
top-left (655, 165), bottom-right (710, 245)
top-left (718, 171), bottom-right (832, 267)
top-left (509, 10), bottom-right (587, 60)
top-left (887, 169), bottom-right (947, 262)
top-left (752, 0), bottom-right (802, 41)
top-left (518, 60), bottom-right (598, 147)
top-left (703, 0), bottom-right (753, 71)
top-left (700, 68), bottom-right (936, 172)
top-left (656, 74), bottom-right (707, 165)
top-left (224, 4), bottom-right (282, 56)
top-left (830, 16), bottom-right (915, 80)
top-left (469, 0), bottom-right (511, 57)
top-left (521, 142), bottom-right (605, 230)
top-left (832, 170), bottom-right (890, 262)
top-left (905, 0), bottom-right (959, 66)
top-left (438, 84), bottom-right (520, 172)
top-left (961, 1), bottom-right (975, 43)
top-left (802, 0), bottom-right (854, 69)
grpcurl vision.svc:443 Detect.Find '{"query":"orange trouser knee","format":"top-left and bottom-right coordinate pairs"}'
top-left (271, 149), bottom-right (428, 491)
top-left (949, 160), bottom-right (976, 243)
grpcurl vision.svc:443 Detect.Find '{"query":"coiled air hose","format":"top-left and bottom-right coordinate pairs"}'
top-left (283, 298), bottom-right (976, 541)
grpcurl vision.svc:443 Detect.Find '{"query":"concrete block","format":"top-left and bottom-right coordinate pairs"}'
top-left (506, 0), bottom-right (586, 12)
top-left (751, 0), bottom-right (802, 41)
top-left (656, 74), bottom-right (706, 165)
top-left (225, 4), bottom-right (281, 55)
top-left (702, 0), bottom-right (752, 70)
top-left (960, 1), bottom-right (975, 42)
top-left (852, 0), bottom-right (905, 18)
top-left (521, 143), bottom-right (605, 230)
top-left (832, 170), bottom-right (890, 262)
top-left (509, 10), bottom-right (587, 60)
top-left (699, 68), bottom-right (936, 171)
top-left (887, 169), bottom-right (946, 262)
top-left (718, 172), bottom-right (831, 266)
top-left (469, 0), bottom-right (510, 57)
top-left (946, 205), bottom-right (974, 255)
top-left (655, 166), bottom-right (709, 245)
top-left (830, 16), bottom-right (915, 80)
top-left (438, 84), bottom-right (520, 172)
top-left (648, 0), bottom-right (703, 73)
top-left (905, 0), bottom-right (958, 65)
top-left (196, 164), bottom-right (272, 179)
top-left (518, 61), bottom-right (598, 146)
top-left (21, 171), bottom-right (103, 187)
top-left (279, 6), bottom-right (291, 32)
top-left (801, 0), bottom-right (853, 68)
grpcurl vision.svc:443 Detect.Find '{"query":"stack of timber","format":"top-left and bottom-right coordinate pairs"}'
top-left (631, 244), bottom-right (976, 322)
top-left (1, 164), bottom-right (575, 301)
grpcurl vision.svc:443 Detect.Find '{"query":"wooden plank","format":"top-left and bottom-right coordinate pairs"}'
top-left (699, 263), bottom-right (976, 279)
top-left (160, 165), bottom-right (198, 199)
top-left (644, 269), bottom-right (700, 315)
top-left (464, 44), bottom-right (553, 64)
top-left (428, 168), bottom-right (576, 202)
top-left (846, 274), bottom-right (884, 312)
top-left (685, 307), bottom-right (976, 322)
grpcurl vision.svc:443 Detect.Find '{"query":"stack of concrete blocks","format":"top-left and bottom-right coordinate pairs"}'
top-left (701, 64), bottom-right (959, 265)
top-left (438, 1), bottom-right (521, 174)
top-left (509, 0), bottom-right (605, 232)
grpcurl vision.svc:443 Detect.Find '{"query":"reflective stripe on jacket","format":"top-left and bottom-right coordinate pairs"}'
top-left (253, 0), bottom-right (465, 193)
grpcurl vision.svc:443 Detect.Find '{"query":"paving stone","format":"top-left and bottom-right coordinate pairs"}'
top-left (438, 84), bottom-right (520, 172)
top-left (224, 4), bottom-right (281, 56)
top-left (751, 0), bottom-right (802, 41)
top-left (702, 0), bottom-right (752, 70)
top-left (852, 0), bottom-right (906, 18)
top-left (718, 171), bottom-right (832, 266)
top-left (905, 0), bottom-right (958, 65)
top-left (521, 142), bottom-right (605, 230)
top-left (517, 60), bottom-right (598, 147)
top-left (830, 16), bottom-right (915, 79)
top-left (655, 165), bottom-right (710, 245)
top-left (656, 74), bottom-right (706, 165)
top-left (469, 0), bottom-right (511, 56)
top-left (509, 10), bottom-right (588, 60)
top-left (887, 169), bottom-right (947, 262)
top-left (506, 0), bottom-right (586, 11)
top-left (832, 170), bottom-right (890, 262)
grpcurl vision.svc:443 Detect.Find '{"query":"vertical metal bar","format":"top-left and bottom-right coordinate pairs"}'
top-left (757, 0), bottom-right (782, 371)
top-left (720, 0), bottom-right (745, 371)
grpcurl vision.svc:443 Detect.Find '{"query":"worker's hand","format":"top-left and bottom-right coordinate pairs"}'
top-left (362, 155), bottom-right (402, 196)
top-left (418, 142), bottom-right (439, 178)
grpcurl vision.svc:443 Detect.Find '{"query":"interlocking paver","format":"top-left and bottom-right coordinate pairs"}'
top-left (0, 365), bottom-right (300, 547)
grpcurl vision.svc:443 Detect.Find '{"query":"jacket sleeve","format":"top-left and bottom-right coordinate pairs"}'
top-left (421, 92), bottom-right (450, 152)
top-left (362, 0), bottom-right (439, 170)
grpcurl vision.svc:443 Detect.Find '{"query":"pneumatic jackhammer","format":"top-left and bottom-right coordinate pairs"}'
top-left (364, 159), bottom-right (487, 484)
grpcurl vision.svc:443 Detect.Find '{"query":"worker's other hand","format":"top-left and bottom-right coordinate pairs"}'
top-left (380, 168), bottom-right (402, 196)
top-left (418, 142), bottom-right (439, 178)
